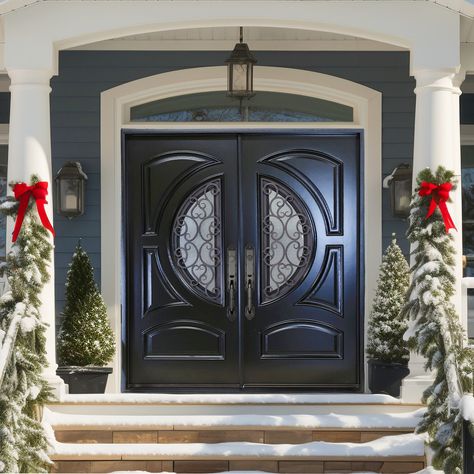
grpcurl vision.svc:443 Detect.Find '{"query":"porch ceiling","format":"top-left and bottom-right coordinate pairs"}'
top-left (69, 26), bottom-right (406, 51)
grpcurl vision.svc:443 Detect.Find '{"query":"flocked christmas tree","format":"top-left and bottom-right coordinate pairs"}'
top-left (367, 234), bottom-right (410, 363)
top-left (402, 166), bottom-right (474, 473)
top-left (57, 242), bottom-right (115, 366)
top-left (0, 177), bottom-right (54, 473)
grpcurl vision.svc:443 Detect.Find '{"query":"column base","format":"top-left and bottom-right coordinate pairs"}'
top-left (43, 372), bottom-right (67, 401)
top-left (401, 374), bottom-right (433, 403)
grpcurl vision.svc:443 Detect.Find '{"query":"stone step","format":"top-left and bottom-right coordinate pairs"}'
top-left (49, 433), bottom-right (426, 473)
top-left (52, 457), bottom-right (427, 473)
top-left (45, 408), bottom-right (424, 430)
top-left (48, 393), bottom-right (422, 416)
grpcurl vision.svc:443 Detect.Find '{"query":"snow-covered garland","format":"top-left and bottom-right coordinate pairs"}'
top-left (0, 176), bottom-right (53, 472)
top-left (402, 166), bottom-right (474, 473)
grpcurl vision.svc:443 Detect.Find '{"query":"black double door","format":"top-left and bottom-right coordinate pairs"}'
top-left (124, 132), bottom-right (362, 391)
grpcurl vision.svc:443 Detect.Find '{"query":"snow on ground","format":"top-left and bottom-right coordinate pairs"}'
top-left (43, 407), bottom-right (425, 430)
top-left (461, 394), bottom-right (474, 423)
top-left (413, 468), bottom-right (444, 474)
top-left (58, 393), bottom-right (403, 405)
top-left (111, 472), bottom-right (378, 474)
top-left (51, 433), bottom-right (426, 458)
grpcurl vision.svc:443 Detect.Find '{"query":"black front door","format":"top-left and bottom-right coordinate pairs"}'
top-left (124, 132), bottom-right (362, 391)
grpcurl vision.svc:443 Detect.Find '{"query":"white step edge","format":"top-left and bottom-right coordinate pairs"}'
top-left (44, 407), bottom-right (425, 431)
top-left (49, 433), bottom-right (426, 461)
top-left (55, 393), bottom-right (408, 405)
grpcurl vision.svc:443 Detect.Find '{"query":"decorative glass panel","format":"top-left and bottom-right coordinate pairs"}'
top-left (172, 179), bottom-right (223, 304)
top-left (130, 91), bottom-right (353, 123)
top-left (261, 178), bottom-right (314, 303)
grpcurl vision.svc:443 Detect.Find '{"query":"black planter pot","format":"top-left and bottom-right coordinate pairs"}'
top-left (368, 359), bottom-right (410, 398)
top-left (57, 366), bottom-right (112, 394)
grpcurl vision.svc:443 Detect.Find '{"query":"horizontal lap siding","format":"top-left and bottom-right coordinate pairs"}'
top-left (51, 50), bottom-right (415, 322)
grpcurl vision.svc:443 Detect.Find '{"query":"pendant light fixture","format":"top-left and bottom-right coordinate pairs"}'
top-left (225, 27), bottom-right (257, 99)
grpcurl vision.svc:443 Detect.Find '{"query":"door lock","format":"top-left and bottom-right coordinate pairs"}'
top-left (227, 247), bottom-right (237, 321)
top-left (245, 245), bottom-right (255, 320)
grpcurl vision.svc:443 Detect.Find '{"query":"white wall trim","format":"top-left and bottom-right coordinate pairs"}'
top-left (100, 65), bottom-right (382, 393)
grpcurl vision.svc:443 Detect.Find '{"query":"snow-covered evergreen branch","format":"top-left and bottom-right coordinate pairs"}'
top-left (402, 166), bottom-right (474, 473)
top-left (0, 176), bottom-right (53, 473)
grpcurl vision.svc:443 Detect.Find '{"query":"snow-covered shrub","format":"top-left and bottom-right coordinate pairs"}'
top-left (57, 242), bottom-right (115, 366)
top-left (367, 234), bottom-right (410, 364)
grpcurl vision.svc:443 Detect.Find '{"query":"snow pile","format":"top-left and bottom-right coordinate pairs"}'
top-left (50, 433), bottom-right (426, 458)
top-left (413, 468), bottom-right (444, 474)
top-left (461, 394), bottom-right (474, 423)
top-left (58, 392), bottom-right (402, 405)
top-left (43, 407), bottom-right (424, 430)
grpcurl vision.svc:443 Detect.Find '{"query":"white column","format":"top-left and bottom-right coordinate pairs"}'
top-left (7, 69), bottom-right (65, 398)
top-left (401, 69), bottom-right (463, 402)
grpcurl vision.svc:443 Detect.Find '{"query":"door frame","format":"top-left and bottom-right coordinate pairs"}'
top-left (101, 66), bottom-right (381, 393)
top-left (122, 129), bottom-right (364, 392)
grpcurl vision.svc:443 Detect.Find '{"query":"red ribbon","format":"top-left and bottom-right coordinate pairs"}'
top-left (12, 181), bottom-right (55, 242)
top-left (418, 181), bottom-right (456, 232)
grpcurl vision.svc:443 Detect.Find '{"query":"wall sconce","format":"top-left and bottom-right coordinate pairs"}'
top-left (383, 163), bottom-right (412, 218)
top-left (55, 162), bottom-right (88, 218)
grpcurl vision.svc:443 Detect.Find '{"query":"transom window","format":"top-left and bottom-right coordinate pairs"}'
top-left (129, 91), bottom-right (353, 123)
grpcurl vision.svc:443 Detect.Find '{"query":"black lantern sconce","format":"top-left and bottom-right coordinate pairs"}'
top-left (383, 163), bottom-right (413, 218)
top-left (225, 27), bottom-right (257, 99)
top-left (55, 162), bottom-right (88, 219)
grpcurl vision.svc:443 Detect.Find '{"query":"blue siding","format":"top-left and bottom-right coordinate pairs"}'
top-left (51, 50), bottom-right (415, 320)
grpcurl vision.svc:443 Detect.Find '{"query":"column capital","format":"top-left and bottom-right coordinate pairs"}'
top-left (413, 69), bottom-right (459, 93)
top-left (7, 68), bottom-right (54, 87)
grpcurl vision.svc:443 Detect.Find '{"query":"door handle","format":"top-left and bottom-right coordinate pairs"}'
top-left (227, 247), bottom-right (237, 321)
top-left (245, 245), bottom-right (255, 320)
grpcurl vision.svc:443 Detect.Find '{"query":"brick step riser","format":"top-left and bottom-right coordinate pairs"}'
top-left (54, 429), bottom-right (412, 444)
top-left (52, 458), bottom-right (426, 474)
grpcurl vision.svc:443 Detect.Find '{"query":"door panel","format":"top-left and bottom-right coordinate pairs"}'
top-left (124, 132), bottom-right (362, 391)
top-left (240, 134), bottom-right (361, 389)
top-left (124, 135), bottom-right (240, 389)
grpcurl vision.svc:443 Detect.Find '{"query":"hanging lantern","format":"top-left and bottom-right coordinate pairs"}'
top-left (55, 162), bottom-right (88, 218)
top-left (384, 163), bottom-right (412, 218)
top-left (225, 27), bottom-right (257, 99)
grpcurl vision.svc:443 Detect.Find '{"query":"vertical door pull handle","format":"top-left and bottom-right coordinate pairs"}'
top-left (227, 247), bottom-right (237, 320)
top-left (245, 245), bottom-right (255, 320)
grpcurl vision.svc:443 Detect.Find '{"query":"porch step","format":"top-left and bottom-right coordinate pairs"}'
top-left (44, 407), bottom-right (424, 444)
top-left (49, 434), bottom-right (426, 474)
top-left (45, 395), bottom-right (426, 473)
top-left (48, 393), bottom-right (422, 416)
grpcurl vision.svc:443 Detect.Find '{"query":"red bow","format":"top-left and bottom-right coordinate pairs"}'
top-left (418, 181), bottom-right (456, 232)
top-left (12, 181), bottom-right (55, 242)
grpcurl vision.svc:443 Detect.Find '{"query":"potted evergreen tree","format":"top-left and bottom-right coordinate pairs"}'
top-left (367, 234), bottom-right (410, 397)
top-left (56, 242), bottom-right (115, 393)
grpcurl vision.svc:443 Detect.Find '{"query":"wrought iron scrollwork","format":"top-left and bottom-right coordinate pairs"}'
top-left (261, 178), bottom-right (314, 303)
top-left (172, 179), bottom-right (223, 304)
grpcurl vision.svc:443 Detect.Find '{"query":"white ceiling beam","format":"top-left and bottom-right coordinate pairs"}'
top-left (71, 39), bottom-right (404, 52)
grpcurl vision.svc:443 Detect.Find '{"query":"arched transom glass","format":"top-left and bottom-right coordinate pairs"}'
top-left (130, 91), bottom-right (353, 122)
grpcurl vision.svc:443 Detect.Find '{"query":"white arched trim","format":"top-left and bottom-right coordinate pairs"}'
top-left (101, 66), bottom-right (382, 392)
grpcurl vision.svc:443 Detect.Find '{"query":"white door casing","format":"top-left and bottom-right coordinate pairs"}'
top-left (101, 66), bottom-right (381, 393)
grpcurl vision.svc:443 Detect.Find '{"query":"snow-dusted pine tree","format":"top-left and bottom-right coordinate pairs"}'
top-left (402, 166), bottom-right (474, 473)
top-left (367, 234), bottom-right (410, 363)
top-left (0, 177), bottom-right (53, 473)
top-left (57, 242), bottom-right (115, 366)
